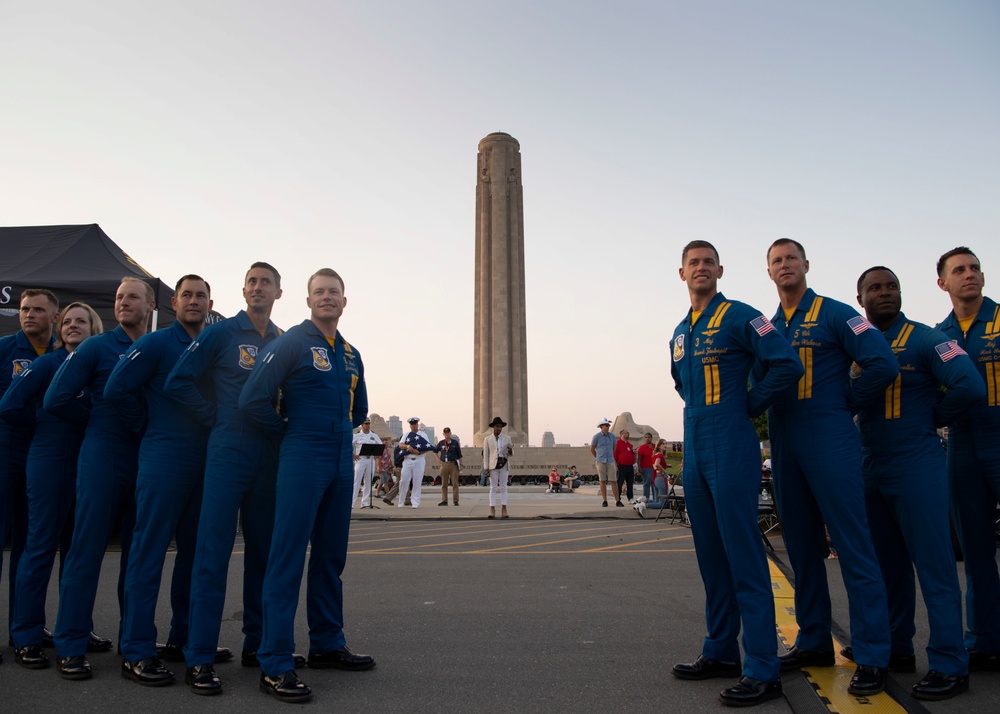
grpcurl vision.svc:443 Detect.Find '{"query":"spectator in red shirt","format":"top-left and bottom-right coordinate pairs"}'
top-left (614, 429), bottom-right (636, 502)
top-left (636, 432), bottom-right (657, 501)
top-left (547, 468), bottom-right (562, 493)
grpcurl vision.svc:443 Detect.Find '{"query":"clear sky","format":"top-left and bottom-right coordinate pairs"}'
top-left (3, 1), bottom-right (997, 445)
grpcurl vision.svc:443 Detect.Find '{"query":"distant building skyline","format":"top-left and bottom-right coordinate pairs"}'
top-left (541, 431), bottom-right (554, 448)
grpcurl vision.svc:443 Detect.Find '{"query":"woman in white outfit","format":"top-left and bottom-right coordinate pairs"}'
top-left (482, 416), bottom-right (512, 519)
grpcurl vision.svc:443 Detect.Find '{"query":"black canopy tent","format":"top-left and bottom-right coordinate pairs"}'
top-left (0, 224), bottom-right (178, 336)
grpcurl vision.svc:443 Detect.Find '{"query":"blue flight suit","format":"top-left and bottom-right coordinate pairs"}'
top-left (855, 314), bottom-right (983, 676)
top-left (105, 319), bottom-right (208, 661)
top-left (0, 331), bottom-right (54, 634)
top-left (239, 319), bottom-right (367, 678)
top-left (0, 348), bottom-right (85, 647)
top-left (164, 310), bottom-right (281, 667)
top-left (938, 295), bottom-right (1000, 653)
top-left (671, 292), bottom-right (803, 682)
top-left (766, 288), bottom-right (897, 667)
top-left (0, 330), bottom-right (55, 628)
top-left (45, 326), bottom-right (140, 658)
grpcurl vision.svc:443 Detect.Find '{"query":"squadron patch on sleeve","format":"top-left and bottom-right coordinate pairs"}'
top-left (12, 359), bottom-right (31, 377)
top-left (672, 335), bottom-right (685, 362)
top-left (311, 347), bottom-right (332, 371)
top-left (238, 344), bottom-right (258, 370)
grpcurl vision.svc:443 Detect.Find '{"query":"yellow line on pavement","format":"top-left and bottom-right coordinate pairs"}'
top-left (769, 560), bottom-right (907, 713)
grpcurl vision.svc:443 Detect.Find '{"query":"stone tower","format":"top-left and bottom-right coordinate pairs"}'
top-left (474, 132), bottom-right (529, 446)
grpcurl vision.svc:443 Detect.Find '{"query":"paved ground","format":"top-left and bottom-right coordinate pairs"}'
top-left (1, 484), bottom-right (997, 712)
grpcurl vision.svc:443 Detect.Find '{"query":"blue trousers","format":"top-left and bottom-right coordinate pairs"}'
top-left (771, 418), bottom-right (890, 667)
top-left (949, 433), bottom-right (1000, 653)
top-left (10, 426), bottom-right (81, 647)
top-left (865, 462), bottom-right (967, 675)
top-left (258, 431), bottom-right (352, 677)
top-left (185, 422), bottom-right (278, 666)
top-left (641, 468), bottom-right (654, 501)
top-left (1, 428), bottom-right (30, 633)
top-left (54, 429), bottom-right (138, 657)
top-left (120, 449), bottom-right (204, 661)
top-left (684, 410), bottom-right (779, 682)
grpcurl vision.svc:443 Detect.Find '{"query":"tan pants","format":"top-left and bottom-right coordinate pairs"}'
top-left (440, 462), bottom-right (460, 503)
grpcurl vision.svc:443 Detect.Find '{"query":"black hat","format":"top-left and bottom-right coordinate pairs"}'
top-left (488, 416), bottom-right (507, 428)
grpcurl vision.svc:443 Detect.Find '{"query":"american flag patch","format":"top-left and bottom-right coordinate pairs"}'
top-left (847, 316), bottom-right (873, 335)
top-left (935, 341), bottom-right (967, 363)
top-left (750, 315), bottom-right (775, 336)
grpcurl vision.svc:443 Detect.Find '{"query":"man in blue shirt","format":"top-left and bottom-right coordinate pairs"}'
top-left (0, 289), bottom-right (57, 660)
top-left (936, 246), bottom-right (1000, 672)
top-left (764, 238), bottom-right (896, 697)
top-left (669, 241), bottom-right (802, 707)
top-left (165, 262), bottom-right (284, 694)
top-left (105, 275), bottom-right (215, 687)
top-left (855, 266), bottom-right (982, 700)
top-left (590, 419), bottom-right (620, 507)
top-left (240, 268), bottom-right (374, 703)
top-left (46, 278), bottom-right (155, 680)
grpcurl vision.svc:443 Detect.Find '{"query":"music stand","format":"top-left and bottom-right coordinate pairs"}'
top-left (359, 443), bottom-right (385, 508)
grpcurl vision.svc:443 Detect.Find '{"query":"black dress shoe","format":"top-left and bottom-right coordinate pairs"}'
top-left (438, 501), bottom-right (448, 506)
top-left (911, 670), bottom-right (969, 701)
top-left (307, 645), bottom-right (376, 671)
top-left (453, 501), bottom-right (459, 505)
top-left (968, 650), bottom-right (1000, 672)
top-left (121, 657), bottom-right (175, 687)
top-left (186, 664), bottom-right (223, 695)
top-left (840, 645), bottom-right (915, 673)
top-left (719, 676), bottom-right (783, 707)
top-left (779, 646), bottom-right (835, 670)
top-left (57, 655), bottom-right (92, 680)
top-left (260, 670), bottom-right (312, 702)
top-left (87, 631), bottom-right (113, 653)
top-left (848, 664), bottom-right (888, 696)
top-left (161, 642), bottom-right (233, 663)
top-left (615, 500), bottom-right (624, 507)
top-left (14, 644), bottom-right (50, 669)
top-left (242, 650), bottom-right (307, 668)
top-left (671, 655), bottom-right (742, 680)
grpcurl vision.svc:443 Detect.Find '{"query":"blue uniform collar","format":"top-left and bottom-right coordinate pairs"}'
top-left (14, 329), bottom-right (55, 353)
top-left (771, 287), bottom-right (817, 323)
top-left (939, 295), bottom-right (997, 331)
top-left (235, 309), bottom-right (280, 338)
top-left (110, 325), bottom-right (135, 346)
top-left (879, 311), bottom-right (908, 338)
top-left (687, 292), bottom-right (728, 327)
top-left (299, 319), bottom-right (343, 347)
top-left (168, 318), bottom-right (195, 344)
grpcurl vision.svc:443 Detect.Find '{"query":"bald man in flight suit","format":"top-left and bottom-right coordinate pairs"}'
top-left (240, 268), bottom-right (374, 703)
top-left (764, 238), bottom-right (897, 697)
top-left (855, 265), bottom-right (981, 700)
top-left (165, 262), bottom-right (284, 695)
top-left (45, 277), bottom-right (155, 680)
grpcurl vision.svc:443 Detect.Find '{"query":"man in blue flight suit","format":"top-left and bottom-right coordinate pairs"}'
top-left (0, 288), bottom-right (57, 662)
top-left (764, 238), bottom-right (897, 696)
top-left (240, 268), bottom-right (375, 703)
top-left (855, 266), bottom-right (982, 700)
top-left (936, 246), bottom-right (1000, 672)
top-left (668, 241), bottom-right (802, 707)
top-left (46, 277), bottom-right (155, 680)
top-left (165, 262), bottom-right (284, 695)
top-left (105, 275), bottom-right (218, 687)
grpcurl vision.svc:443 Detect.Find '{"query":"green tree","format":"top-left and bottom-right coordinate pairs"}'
top-left (752, 412), bottom-right (769, 443)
